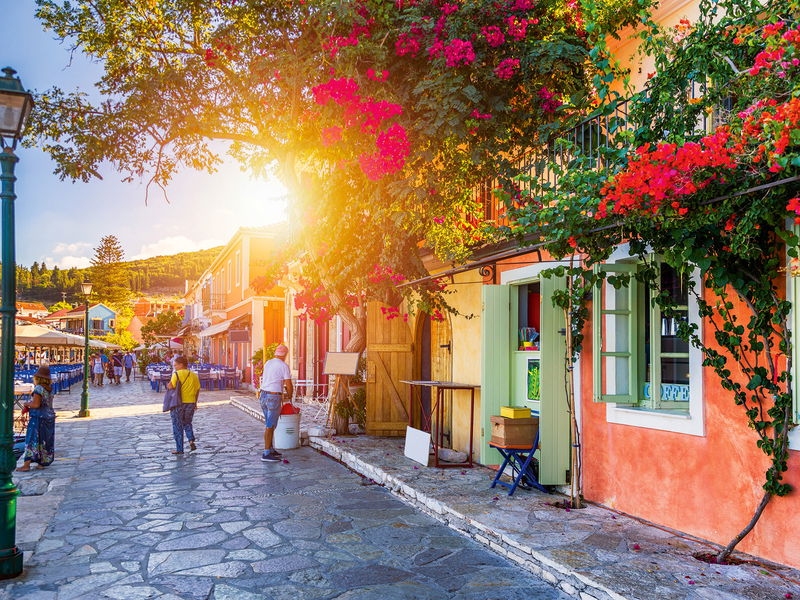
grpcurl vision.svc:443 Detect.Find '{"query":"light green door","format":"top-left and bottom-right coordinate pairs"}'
top-left (480, 285), bottom-right (510, 465)
top-left (538, 276), bottom-right (570, 485)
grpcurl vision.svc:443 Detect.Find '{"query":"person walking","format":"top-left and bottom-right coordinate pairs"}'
top-left (17, 366), bottom-right (56, 471)
top-left (93, 353), bottom-right (105, 386)
top-left (123, 351), bottom-right (135, 382)
top-left (105, 355), bottom-right (116, 387)
top-left (258, 344), bottom-right (293, 463)
top-left (112, 351), bottom-right (124, 385)
top-left (167, 356), bottom-right (200, 455)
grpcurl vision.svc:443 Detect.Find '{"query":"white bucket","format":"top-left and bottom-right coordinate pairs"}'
top-left (274, 412), bottom-right (301, 450)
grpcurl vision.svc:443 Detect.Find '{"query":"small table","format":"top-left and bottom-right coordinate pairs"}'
top-left (400, 380), bottom-right (476, 468)
top-left (13, 383), bottom-right (34, 434)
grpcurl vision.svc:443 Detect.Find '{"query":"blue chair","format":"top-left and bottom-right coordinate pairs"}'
top-left (197, 371), bottom-right (213, 390)
top-left (489, 415), bottom-right (547, 496)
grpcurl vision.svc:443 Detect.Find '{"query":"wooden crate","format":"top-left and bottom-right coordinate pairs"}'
top-left (490, 416), bottom-right (539, 446)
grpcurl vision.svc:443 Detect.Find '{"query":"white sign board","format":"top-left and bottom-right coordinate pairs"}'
top-left (323, 352), bottom-right (360, 376)
top-left (404, 426), bottom-right (430, 467)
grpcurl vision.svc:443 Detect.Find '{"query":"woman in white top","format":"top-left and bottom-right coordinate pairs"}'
top-left (92, 354), bottom-right (105, 386)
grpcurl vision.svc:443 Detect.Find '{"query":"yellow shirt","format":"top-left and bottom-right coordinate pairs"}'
top-left (170, 369), bottom-right (200, 403)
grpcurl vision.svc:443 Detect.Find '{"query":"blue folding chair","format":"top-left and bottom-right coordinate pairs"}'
top-left (489, 423), bottom-right (548, 496)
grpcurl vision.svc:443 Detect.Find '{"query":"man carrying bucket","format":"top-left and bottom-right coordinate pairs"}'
top-left (258, 344), bottom-right (293, 462)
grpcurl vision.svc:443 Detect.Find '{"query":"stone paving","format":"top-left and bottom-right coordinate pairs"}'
top-left (2, 379), bottom-right (571, 600)
top-left (296, 435), bottom-right (800, 600)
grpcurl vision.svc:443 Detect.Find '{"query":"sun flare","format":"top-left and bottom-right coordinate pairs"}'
top-left (236, 174), bottom-right (289, 227)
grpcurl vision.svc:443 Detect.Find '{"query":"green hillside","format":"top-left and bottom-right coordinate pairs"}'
top-left (15, 246), bottom-right (222, 306)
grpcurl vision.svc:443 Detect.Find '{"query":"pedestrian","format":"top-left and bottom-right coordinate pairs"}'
top-left (16, 366), bottom-right (56, 471)
top-left (123, 351), bottom-right (135, 382)
top-left (93, 353), bottom-right (105, 386)
top-left (258, 344), bottom-right (293, 463)
top-left (167, 355), bottom-right (200, 455)
top-left (112, 350), bottom-right (124, 384)
top-left (105, 354), bottom-right (115, 385)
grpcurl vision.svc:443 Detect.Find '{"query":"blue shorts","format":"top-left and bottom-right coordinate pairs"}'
top-left (259, 391), bottom-right (282, 429)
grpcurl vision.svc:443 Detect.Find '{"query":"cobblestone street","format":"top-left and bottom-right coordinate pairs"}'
top-left (2, 381), bottom-right (569, 600)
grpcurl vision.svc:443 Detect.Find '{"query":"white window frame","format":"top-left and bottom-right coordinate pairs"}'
top-left (235, 251), bottom-right (241, 286)
top-left (600, 245), bottom-right (705, 436)
top-left (227, 260), bottom-right (232, 293)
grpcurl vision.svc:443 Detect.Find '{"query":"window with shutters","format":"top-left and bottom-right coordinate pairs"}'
top-left (594, 261), bottom-right (691, 412)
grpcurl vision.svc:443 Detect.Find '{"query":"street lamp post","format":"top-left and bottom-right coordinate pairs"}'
top-left (78, 281), bottom-right (93, 418)
top-left (0, 66), bottom-right (34, 579)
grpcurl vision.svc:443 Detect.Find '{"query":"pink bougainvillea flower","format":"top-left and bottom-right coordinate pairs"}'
top-left (443, 39), bottom-right (475, 66)
top-left (494, 58), bottom-right (520, 79)
top-left (482, 25), bottom-right (506, 47)
top-left (395, 32), bottom-right (421, 57)
top-left (506, 16), bottom-right (528, 39)
top-left (321, 126), bottom-right (343, 146)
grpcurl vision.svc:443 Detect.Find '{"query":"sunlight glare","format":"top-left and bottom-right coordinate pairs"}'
top-left (235, 174), bottom-right (289, 227)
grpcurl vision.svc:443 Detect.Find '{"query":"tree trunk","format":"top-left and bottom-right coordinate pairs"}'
top-left (279, 154), bottom-right (369, 435)
top-left (563, 297), bottom-right (582, 509)
top-left (717, 491), bottom-right (772, 563)
top-left (328, 303), bottom-right (367, 434)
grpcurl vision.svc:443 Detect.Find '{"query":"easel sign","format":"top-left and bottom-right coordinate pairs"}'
top-left (404, 426), bottom-right (431, 467)
top-left (322, 352), bottom-right (360, 376)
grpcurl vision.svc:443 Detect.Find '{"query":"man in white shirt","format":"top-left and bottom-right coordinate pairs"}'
top-left (258, 344), bottom-right (293, 462)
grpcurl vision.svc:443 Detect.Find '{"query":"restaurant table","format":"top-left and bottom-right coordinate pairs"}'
top-left (400, 380), bottom-right (476, 469)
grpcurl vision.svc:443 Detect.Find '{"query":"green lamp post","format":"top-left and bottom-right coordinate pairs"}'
top-left (0, 66), bottom-right (34, 579)
top-left (78, 281), bottom-right (93, 418)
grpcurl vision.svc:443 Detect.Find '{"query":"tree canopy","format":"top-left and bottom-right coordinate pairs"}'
top-left (140, 310), bottom-right (184, 347)
top-left (29, 0), bottom-right (645, 353)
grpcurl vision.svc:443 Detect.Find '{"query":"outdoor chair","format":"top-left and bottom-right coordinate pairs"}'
top-left (197, 371), bottom-right (214, 391)
top-left (295, 378), bottom-right (332, 420)
top-left (489, 418), bottom-right (547, 496)
top-left (222, 369), bottom-right (239, 390)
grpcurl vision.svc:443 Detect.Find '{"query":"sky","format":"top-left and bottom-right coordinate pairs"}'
top-left (1, 2), bottom-right (289, 269)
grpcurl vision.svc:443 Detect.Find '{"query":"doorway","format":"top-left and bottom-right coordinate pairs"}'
top-left (415, 314), bottom-right (453, 440)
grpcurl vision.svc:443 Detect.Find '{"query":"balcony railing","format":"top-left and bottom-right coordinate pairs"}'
top-left (478, 79), bottom-right (724, 222)
top-left (202, 293), bottom-right (226, 312)
top-left (65, 328), bottom-right (110, 336)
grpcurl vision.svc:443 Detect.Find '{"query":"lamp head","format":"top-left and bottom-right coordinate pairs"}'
top-left (0, 67), bottom-right (33, 149)
top-left (81, 281), bottom-right (93, 296)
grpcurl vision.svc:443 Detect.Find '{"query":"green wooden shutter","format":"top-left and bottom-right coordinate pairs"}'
top-left (481, 285), bottom-right (510, 465)
top-left (593, 264), bottom-right (638, 404)
top-left (539, 276), bottom-right (570, 485)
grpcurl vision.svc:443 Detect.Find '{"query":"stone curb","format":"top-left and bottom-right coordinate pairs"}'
top-left (228, 397), bottom-right (619, 599)
top-left (230, 397), bottom-right (262, 423)
top-left (306, 435), bottom-right (626, 600)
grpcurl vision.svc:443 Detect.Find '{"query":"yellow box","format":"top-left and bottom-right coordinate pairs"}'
top-left (500, 406), bottom-right (531, 419)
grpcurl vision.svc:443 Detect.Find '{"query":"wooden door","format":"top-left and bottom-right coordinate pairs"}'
top-left (366, 301), bottom-right (413, 436)
top-left (263, 301), bottom-right (284, 345)
top-left (413, 314), bottom-right (452, 435)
